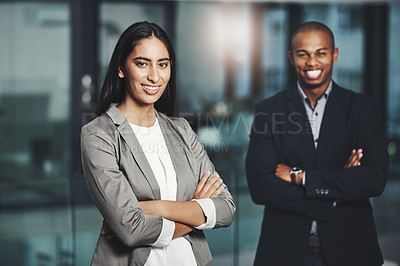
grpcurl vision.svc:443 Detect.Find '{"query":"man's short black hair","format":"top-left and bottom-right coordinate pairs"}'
top-left (290, 21), bottom-right (335, 50)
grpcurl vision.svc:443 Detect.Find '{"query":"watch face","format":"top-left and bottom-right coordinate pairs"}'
top-left (291, 167), bottom-right (302, 172)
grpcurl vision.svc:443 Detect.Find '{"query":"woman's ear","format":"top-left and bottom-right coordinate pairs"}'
top-left (118, 66), bottom-right (125, 78)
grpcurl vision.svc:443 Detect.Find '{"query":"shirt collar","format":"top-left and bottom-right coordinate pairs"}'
top-left (297, 81), bottom-right (333, 102)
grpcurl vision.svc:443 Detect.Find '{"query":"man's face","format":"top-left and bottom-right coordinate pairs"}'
top-left (288, 29), bottom-right (338, 91)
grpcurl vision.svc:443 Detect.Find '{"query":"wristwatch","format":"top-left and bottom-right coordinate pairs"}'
top-left (290, 167), bottom-right (303, 185)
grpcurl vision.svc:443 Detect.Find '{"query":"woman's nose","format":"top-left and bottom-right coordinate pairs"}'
top-left (147, 66), bottom-right (160, 83)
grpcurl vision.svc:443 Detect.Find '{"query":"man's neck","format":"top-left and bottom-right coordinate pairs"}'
top-left (300, 82), bottom-right (331, 108)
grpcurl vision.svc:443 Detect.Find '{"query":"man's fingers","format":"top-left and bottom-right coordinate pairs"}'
top-left (345, 149), bottom-right (363, 168)
top-left (349, 151), bottom-right (359, 166)
top-left (353, 152), bottom-right (363, 166)
top-left (351, 149), bottom-right (363, 166)
top-left (345, 149), bottom-right (356, 167)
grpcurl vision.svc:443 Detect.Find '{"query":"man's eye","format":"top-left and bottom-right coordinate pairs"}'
top-left (317, 52), bottom-right (326, 56)
top-left (297, 53), bottom-right (306, 57)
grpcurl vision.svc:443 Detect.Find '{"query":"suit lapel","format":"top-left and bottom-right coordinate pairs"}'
top-left (106, 106), bottom-right (161, 200)
top-left (285, 86), bottom-right (317, 164)
top-left (315, 83), bottom-right (345, 166)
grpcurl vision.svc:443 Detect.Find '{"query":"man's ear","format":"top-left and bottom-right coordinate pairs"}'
top-left (288, 50), bottom-right (294, 65)
top-left (118, 66), bottom-right (124, 78)
top-left (333, 47), bottom-right (339, 63)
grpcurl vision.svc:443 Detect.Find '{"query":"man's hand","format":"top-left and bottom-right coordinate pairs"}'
top-left (273, 149), bottom-right (363, 187)
top-left (192, 171), bottom-right (225, 199)
top-left (344, 149), bottom-right (363, 168)
top-left (275, 164), bottom-right (291, 183)
top-left (275, 163), bottom-right (303, 185)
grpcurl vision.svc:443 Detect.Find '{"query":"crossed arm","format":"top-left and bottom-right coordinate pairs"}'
top-left (275, 149), bottom-right (364, 184)
top-left (102, 171), bottom-right (225, 240)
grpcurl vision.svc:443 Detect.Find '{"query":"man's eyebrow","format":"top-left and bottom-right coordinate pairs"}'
top-left (295, 48), bottom-right (329, 53)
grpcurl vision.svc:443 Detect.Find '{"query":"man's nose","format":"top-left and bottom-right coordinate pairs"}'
top-left (306, 54), bottom-right (318, 66)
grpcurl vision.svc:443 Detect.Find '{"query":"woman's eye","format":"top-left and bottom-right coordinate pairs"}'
top-left (136, 61), bottom-right (148, 67)
top-left (159, 62), bottom-right (169, 68)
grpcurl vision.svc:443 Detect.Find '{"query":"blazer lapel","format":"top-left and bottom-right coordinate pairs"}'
top-left (285, 86), bottom-right (317, 164)
top-left (106, 106), bottom-right (161, 200)
top-left (315, 83), bottom-right (345, 166)
top-left (158, 113), bottom-right (195, 202)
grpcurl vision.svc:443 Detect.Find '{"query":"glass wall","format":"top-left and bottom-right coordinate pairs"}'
top-left (1, 1), bottom-right (399, 266)
top-left (374, 2), bottom-right (400, 265)
top-left (0, 2), bottom-right (73, 265)
top-left (260, 6), bottom-right (289, 98)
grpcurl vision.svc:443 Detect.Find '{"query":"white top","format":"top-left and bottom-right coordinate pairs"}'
top-left (129, 118), bottom-right (216, 266)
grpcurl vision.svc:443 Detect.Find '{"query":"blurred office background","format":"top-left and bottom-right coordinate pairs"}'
top-left (0, 0), bottom-right (399, 265)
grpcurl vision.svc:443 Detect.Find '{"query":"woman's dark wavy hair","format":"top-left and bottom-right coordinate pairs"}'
top-left (94, 21), bottom-right (176, 117)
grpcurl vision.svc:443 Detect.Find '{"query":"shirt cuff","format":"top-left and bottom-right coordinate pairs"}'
top-left (152, 218), bottom-right (175, 247)
top-left (302, 171), bottom-right (306, 186)
top-left (192, 198), bottom-right (216, 230)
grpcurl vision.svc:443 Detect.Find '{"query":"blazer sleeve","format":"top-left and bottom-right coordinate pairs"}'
top-left (304, 96), bottom-right (388, 201)
top-left (182, 119), bottom-right (236, 228)
top-left (81, 124), bottom-right (164, 248)
top-left (246, 103), bottom-right (333, 221)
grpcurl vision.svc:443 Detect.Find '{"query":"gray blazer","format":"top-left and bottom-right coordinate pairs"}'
top-left (81, 106), bottom-right (236, 266)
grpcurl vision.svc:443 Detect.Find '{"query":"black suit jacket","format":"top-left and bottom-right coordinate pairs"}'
top-left (246, 82), bottom-right (388, 266)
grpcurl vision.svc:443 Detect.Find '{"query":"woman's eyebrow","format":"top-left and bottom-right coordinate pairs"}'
top-left (132, 56), bottom-right (171, 62)
top-left (133, 56), bottom-right (150, 61)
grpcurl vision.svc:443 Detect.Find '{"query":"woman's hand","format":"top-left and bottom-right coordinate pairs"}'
top-left (102, 171), bottom-right (226, 240)
top-left (193, 171), bottom-right (225, 199)
top-left (101, 219), bottom-right (116, 240)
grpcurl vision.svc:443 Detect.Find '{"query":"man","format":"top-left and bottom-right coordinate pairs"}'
top-left (246, 21), bottom-right (388, 266)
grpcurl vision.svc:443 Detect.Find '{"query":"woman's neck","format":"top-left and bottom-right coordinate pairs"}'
top-left (117, 100), bottom-right (156, 127)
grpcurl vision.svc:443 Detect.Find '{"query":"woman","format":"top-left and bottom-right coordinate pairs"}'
top-left (80, 21), bottom-right (235, 266)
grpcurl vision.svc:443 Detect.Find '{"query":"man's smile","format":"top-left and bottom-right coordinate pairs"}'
top-left (305, 69), bottom-right (322, 79)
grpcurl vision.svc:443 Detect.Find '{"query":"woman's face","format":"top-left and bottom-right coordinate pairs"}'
top-left (118, 36), bottom-right (171, 108)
